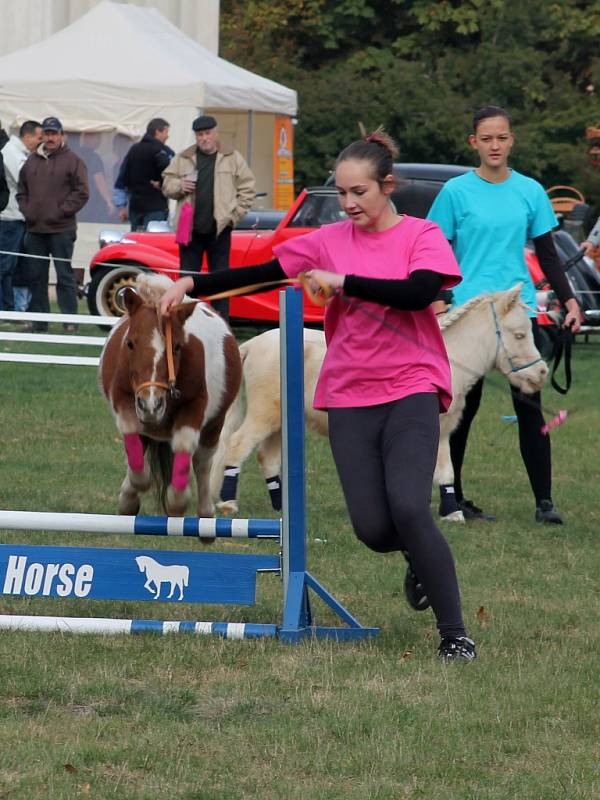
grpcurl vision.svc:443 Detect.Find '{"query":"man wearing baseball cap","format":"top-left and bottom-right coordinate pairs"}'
top-left (162, 114), bottom-right (255, 320)
top-left (17, 117), bottom-right (89, 331)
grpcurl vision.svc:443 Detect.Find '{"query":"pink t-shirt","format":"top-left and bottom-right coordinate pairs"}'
top-left (273, 216), bottom-right (461, 412)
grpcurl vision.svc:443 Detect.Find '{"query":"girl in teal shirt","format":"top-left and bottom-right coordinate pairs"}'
top-left (428, 105), bottom-right (582, 524)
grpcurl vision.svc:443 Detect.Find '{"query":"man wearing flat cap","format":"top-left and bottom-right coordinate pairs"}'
top-left (162, 115), bottom-right (255, 320)
top-left (17, 116), bottom-right (89, 331)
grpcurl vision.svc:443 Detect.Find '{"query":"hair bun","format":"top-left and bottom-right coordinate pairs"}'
top-left (357, 123), bottom-right (399, 159)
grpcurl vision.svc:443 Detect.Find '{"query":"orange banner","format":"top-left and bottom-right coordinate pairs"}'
top-left (273, 117), bottom-right (295, 210)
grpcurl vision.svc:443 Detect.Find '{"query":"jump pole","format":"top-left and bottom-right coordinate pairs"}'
top-left (0, 288), bottom-right (378, 641)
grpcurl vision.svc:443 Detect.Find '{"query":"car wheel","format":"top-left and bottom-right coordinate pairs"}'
top-left (87, 263), bottom-right (145, 317)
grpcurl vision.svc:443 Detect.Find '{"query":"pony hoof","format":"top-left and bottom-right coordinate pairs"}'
top-left (197, 503), bottom-right (215, 519)
top-left (118, 494), bottom-right (140, 516)
top-left (166, 486), bottom-right (191, 517)
top-left (440, 511), bottom-right (465, 523)
top-left (216, 500), bottom-right (239, 516)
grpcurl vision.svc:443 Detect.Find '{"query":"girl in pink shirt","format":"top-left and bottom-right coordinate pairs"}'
top-left (162, 128), bottom-right (476, 662)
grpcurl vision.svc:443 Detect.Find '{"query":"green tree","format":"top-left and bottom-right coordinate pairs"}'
top-left (220, 0), bottom-right (600, 208)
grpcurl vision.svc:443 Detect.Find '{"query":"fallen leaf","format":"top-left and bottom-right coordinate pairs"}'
top-left (476, 606), bottom-right (489, 626)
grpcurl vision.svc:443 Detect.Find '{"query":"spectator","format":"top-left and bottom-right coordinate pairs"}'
top-left (0, 120), bottom-right (43, 312)
top-left (427, 105), bottom-right (582, 524)
top-left (17, 117), bottom-right (88, 332)
top-left (71, 132), bottom-right (115, 222)
top-left (162, 115), bottom-right (255, 320)
top-left (115, 118), bottom-right (173, 231)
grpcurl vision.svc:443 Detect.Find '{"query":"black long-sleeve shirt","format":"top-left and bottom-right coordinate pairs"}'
top-left (190, 259), bottom-right (444, 311)
top-left (532, 232), bottom-right (574, 304)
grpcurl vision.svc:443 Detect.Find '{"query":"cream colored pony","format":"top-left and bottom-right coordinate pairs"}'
top-left (211, 285), bottom-right (548, 521)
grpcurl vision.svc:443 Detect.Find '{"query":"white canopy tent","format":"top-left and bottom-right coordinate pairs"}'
top-left (0, 1), bottom-right (297, 267)
top-left (0, 0), bottom-right (297, 143)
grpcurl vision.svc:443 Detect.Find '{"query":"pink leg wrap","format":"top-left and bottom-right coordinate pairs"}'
top-left (172, 452), bottom-right (192, 492)
top-left (124, 433), bottom-right (145, 473)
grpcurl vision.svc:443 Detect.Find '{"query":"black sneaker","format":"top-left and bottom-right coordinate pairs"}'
top-left (438, 636), bottom-right (477, 662)
top-left (458, 499), bottom-right (496, 522)
top-left (535, 499), bottom-right (564, 524)
top-left (403, 566), bottom-right (430, 611)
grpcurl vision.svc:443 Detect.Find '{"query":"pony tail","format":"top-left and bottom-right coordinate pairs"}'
top-left (359, 123), bottom-right (399, 159)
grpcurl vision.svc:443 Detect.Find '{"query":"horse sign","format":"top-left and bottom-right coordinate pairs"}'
top-left (135, 555), bottom-right (189, 600)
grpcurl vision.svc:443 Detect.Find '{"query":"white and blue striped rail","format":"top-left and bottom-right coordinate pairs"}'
top-left (0, 615), bottom-right (278, 638)
top-left (0, 511), bottom-right (281, 539)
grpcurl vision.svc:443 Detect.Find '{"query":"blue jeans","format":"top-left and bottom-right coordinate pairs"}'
top-left (13, 287), bottom-right (31, 312)
top-left (0, 219), bottom-right (26, 310)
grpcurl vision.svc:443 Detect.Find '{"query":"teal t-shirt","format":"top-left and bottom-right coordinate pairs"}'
top-left (427, 169), bottom-right (557, 312)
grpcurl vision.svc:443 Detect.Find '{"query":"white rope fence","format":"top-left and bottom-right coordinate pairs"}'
top-left (0, 248), bottom-right (204, 278)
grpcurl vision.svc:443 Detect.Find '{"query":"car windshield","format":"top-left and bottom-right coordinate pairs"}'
top-left (288, 194), bottom-right (347, 228)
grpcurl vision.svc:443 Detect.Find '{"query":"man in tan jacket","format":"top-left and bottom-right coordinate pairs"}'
top-left (162, 115), bottom-right (255, 320)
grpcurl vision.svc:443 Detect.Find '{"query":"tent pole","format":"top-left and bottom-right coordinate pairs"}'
top-left (247, 110), bottom-right (254, 167)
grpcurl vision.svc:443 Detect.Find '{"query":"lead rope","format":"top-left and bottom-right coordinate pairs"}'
top-left (193, 272), bottom-right (333, 307)
top-left (163, 317), bottom-right (181, 399)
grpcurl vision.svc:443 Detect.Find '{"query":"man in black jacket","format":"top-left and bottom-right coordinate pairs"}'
top-left (119, 118), bottom-right (173, 231)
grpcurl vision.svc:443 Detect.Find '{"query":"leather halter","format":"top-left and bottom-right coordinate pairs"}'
top-left (133, 313), bottom-right (180, 399)
top-left (491, 301), bottom-right (545, 375)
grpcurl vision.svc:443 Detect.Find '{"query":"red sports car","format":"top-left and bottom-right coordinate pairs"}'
top-left (87, 187), bottom-right (343, 323)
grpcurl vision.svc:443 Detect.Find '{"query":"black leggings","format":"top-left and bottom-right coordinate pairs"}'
top-left (450, 321), bottom-right (551, 505)
top-left (328, 393), bottom-right (465, 640)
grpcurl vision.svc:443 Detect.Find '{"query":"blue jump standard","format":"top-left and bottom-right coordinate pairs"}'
top-left (0, 289), bottom-right (379, 642)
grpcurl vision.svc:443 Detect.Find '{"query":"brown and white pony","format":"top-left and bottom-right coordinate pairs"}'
top-left (99, 274), bottom-right (241, 518)
top-left (210, 285), bottom-right (548, 521)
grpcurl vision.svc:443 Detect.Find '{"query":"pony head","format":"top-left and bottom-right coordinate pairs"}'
top-left (492, 284), bottom-right (548, 394)
top-left (123, 287), bottom-right (196, 424)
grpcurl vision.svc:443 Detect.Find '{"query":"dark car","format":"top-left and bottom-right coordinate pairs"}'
top-left (325, 163), bottom-right (472, 217)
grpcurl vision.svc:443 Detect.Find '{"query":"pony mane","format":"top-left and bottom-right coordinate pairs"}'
top-left (135, 273), bottom-right (191, 306)
top-left (439, 291), bottom-right (508, 330)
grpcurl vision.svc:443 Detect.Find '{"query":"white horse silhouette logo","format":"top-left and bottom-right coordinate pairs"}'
top-left (135, 555), bottom-right (189, 600)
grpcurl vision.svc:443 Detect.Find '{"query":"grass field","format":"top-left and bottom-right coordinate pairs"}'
top-left (0, 321), bottom-right (599, 799)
